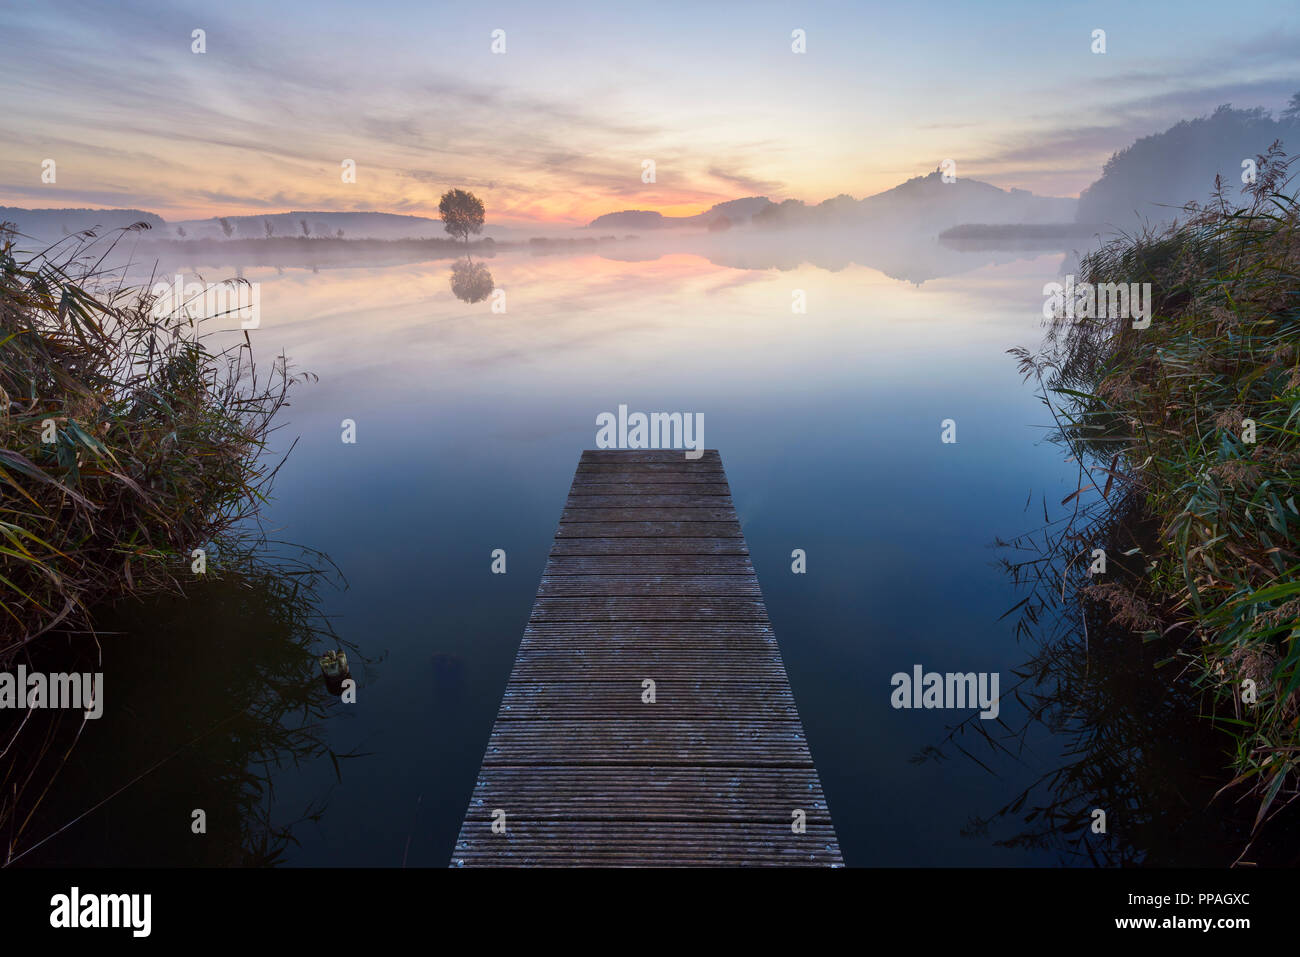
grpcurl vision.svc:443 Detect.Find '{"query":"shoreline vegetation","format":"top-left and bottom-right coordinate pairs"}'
top-left (0, 222), bottom-right (352, 862)
top-left (0, 189), bottom-right (494, 862)
top-left (126, 234), bottom-right (641, 270)
top-left (5, 151), bottom-right (1300, 862)
top-left (0, 223), bottom-right (310, 649)
top-left (1009, 146), bottom-right (1300, 858)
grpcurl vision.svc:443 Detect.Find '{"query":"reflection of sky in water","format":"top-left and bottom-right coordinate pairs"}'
top-left (146, 248), bottom-right (1082, 865)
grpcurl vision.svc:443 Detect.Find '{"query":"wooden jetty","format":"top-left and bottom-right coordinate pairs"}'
top-left (452, 449), bottom-right (842, 866)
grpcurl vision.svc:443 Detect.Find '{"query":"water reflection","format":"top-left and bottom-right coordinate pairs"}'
top-left (6, 551), bottom-right (366, 866)
top-left (123, 230), bottom-right (1070, 289)
top-left (62, 245), bottom-right (1113, 866)
top-left (449, 257), bottom-right (494, 303)
top-left (930, 489), bottom-right (1300, 866)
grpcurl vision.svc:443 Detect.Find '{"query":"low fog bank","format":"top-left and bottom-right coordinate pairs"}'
top-left (34, 220), bottom-right (1091, 289)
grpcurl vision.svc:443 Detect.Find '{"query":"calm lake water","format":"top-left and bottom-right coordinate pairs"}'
top-left (19, 240), bottom-right (1252, 867)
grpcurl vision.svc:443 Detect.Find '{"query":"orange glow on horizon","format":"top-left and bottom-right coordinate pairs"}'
top-left (67, 181), bottom-right (758, 229)
top-left (489, 195), bottom-right (726, 228)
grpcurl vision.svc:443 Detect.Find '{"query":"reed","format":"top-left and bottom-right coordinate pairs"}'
top-left (0, 223), bottom-right (312, 657)
top-left (1009, 144), bottom-right (1300, 841)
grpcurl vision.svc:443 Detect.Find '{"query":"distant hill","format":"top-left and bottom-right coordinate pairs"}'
top-left (587, 174), bottom-right (1075, 237)
top-left (752, 172), bottom-right (1075, 233)
top-left (587, 197), bottom-right (774, 230)
top-left (0, 207), bottom-right (457, 244)
top-left (586, 210), bottom-right (669, 230)
top-left (1076, 100), bottom-right (1300, 231)
top-left (0, 206), bottom-right (165, 242)
top-left (169, 211), bottom-right (446, 240)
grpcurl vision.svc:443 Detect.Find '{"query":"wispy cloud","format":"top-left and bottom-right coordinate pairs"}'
top-left (1, 1), bottom-right (1297, 220)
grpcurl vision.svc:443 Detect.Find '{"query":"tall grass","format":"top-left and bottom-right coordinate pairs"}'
top-left (0, 223), bottom-right (347, 863)
top-left (0, 223), bottom-right (312, 654)
top-left (1009, 144), bottom-right (1300, 847)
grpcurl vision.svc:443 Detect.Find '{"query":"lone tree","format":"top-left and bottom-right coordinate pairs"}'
top-left (439, 188), bottom-right (485, 246)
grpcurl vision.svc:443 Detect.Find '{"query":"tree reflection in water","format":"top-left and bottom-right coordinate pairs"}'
top-left (449, 258), bottom-right (494, 304)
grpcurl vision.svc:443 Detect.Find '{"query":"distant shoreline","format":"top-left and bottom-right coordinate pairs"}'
top-left (938, 222), bottom-right (1109, 251)
top-left (114, 234), bottom-right (635, 269)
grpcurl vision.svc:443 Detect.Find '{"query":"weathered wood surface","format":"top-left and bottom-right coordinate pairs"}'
top-left (453, 449), bottom-right (841, 867)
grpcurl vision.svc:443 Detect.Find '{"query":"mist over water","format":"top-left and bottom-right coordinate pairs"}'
top-left (21, 238), bottom-right (1115, 866)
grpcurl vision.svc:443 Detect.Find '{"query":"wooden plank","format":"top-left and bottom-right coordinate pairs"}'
top-left (515, 641), bottom-right (779, 658)
top-left (510, 653), bottom-right (788, 682)
top-left (530, 597), bottom-right (770, 622)
top-left (554, 521), bottom-right (742, 538)
top-left (576, 462), bottom-right (724, 473)
top-left (543, 555), bottom-right (754, 575)
top-left (454, 450), bottom-right (841, 867)
top-left (522, 621), bottom-right (774, 638)
top-left (562, 494), bottom-right (734, 508)
top-left (581, 450), bottom-right (720, 464)
top-left (570, 473), bottom-right (727, 485)
top-left (462, 766), bottom-right (833, 820)
top-left (537, 575), bottom-right (762, 598)
top-left (497, 681), bottom-right (799, 720)
top-left (453, 822), bottom-right (842, 867)
top-left (481, 719), bottom-right (812, 766)
top-left (566, 482), bottom-right (732, 496)
top-left (561, 506), bottom-right (738, 523)
top-left (548, 538), bottom-right (749, 556)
